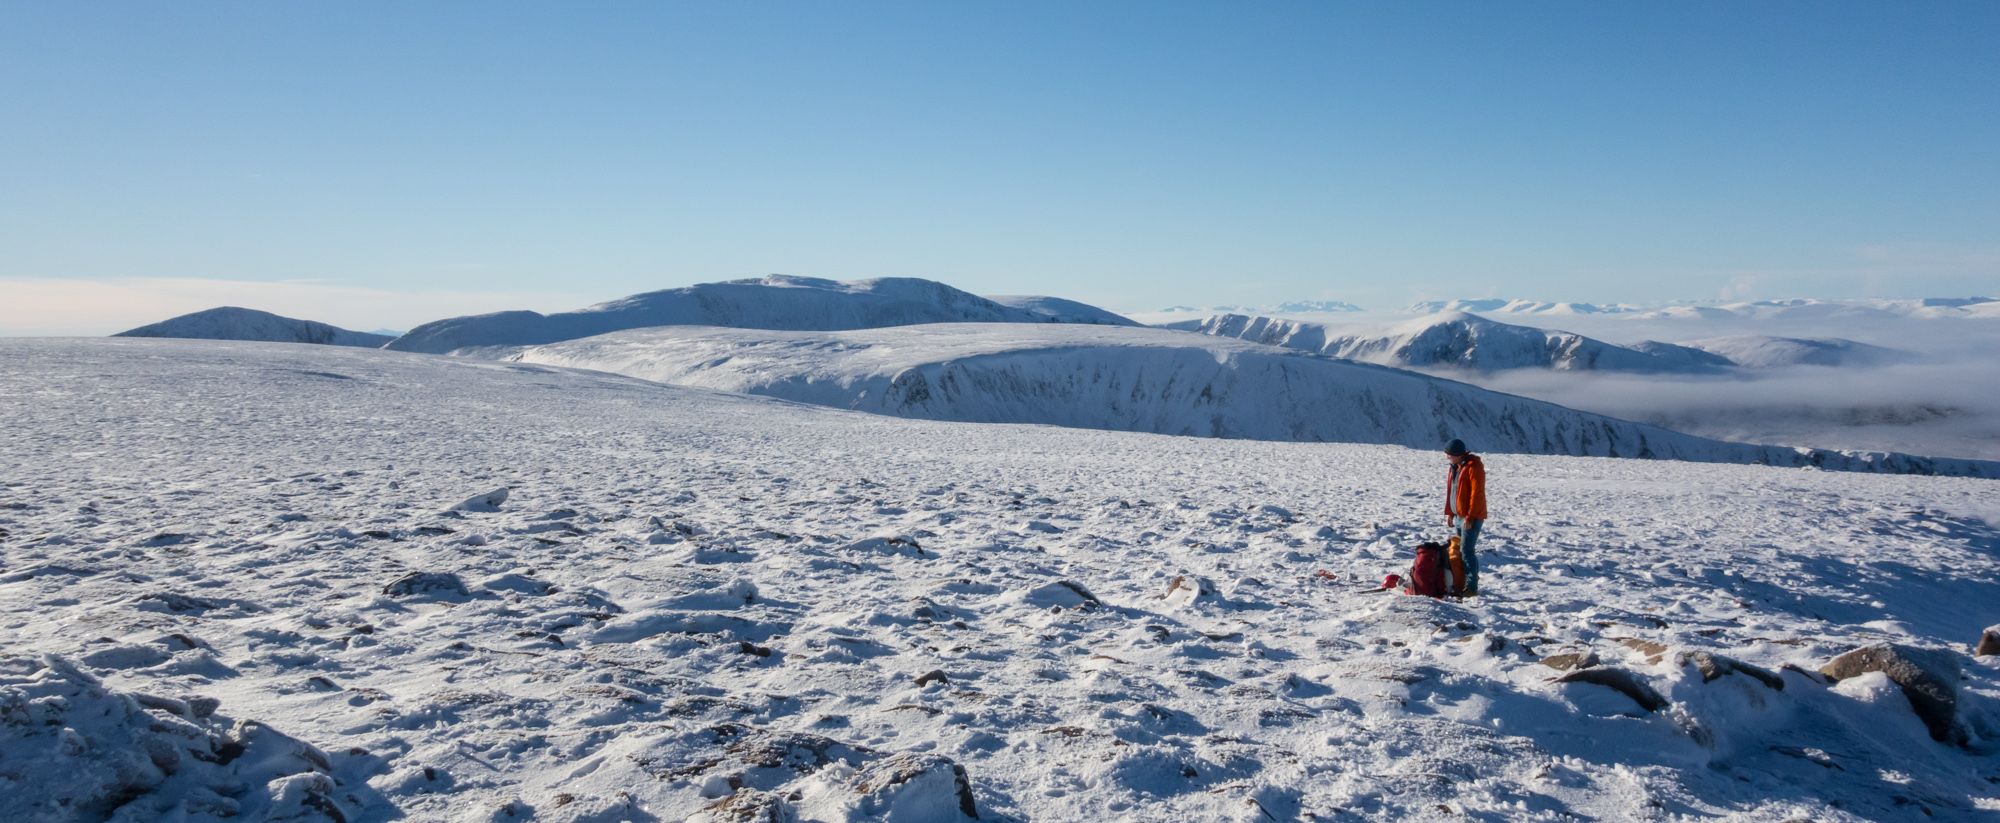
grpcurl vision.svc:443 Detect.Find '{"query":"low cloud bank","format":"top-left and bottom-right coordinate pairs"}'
top-left (1467, 359), bottom-right (2000, 461)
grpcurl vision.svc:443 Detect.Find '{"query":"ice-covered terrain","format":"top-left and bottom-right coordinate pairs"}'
top-left (4, 338), bottom-right (1999, 822)
top-left (385, 276), bottom-right (1128, 354)
top-left (113, 307), bottom-right (396, 348)
top-left (1168, 313), bottom-right (1724, 374)
top-left (1403, 301), bottom-right (1641, 316)
top-left (501, 323), bottom-right (1998, 477)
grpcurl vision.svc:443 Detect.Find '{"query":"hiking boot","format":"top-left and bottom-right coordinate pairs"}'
top-left (1461, 580), bottom-right (1479, 597)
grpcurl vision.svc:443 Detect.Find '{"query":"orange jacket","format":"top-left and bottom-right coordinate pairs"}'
top-left (1445, 455), bottom-right (1487, 520)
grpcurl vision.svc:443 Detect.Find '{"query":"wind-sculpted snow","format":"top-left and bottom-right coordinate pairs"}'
top-left (385, 275), bottom-right (1126, 354)
top-left (509, 324), bottom-right (2000, 478)
top-left (1176, 312), bottom-right (1726, 374)
top-left (5, 338), bottom-right (2000, 822)
top-left (114, 306), bottom-right (395, 347)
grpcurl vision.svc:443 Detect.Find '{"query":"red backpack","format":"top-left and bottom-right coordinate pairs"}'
top-left (1406, 541), bottom-right (1450, 598)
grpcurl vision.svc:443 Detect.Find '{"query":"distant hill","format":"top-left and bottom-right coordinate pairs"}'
top-left (1403, 299), bottom-right (1636, 315)
top-left (385, 275), bottom-right (1129, 354)
top-left (983, 295), bottom-right (1139, 325)
top-left (1172, 312), bottom-right (1727, 374)
top-left (1682, 335), bottom-right (1919, 368)
top-left (112, 307), bottom-right (393, 348)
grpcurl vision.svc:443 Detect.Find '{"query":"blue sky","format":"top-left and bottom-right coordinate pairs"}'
top-left (3, 2), bottom-right (1997, 332)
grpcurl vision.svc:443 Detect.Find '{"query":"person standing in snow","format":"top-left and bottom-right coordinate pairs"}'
top-left (1444, 439), bottom-right (1486, 595)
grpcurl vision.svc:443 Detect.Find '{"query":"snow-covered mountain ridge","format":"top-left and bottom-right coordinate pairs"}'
top-left (503, 323), bottom-right (1998, 477)
top-left (384, 275), bottom-right (1134, 354)
top-left (1171, 312), bottom-right (1731, 374)
top-left (1405, 296), bottom-right (1998, 320)
top-left (113, 306), bottom-right (395, 348)
top-left (3, 338), bottom-right (1997, 822)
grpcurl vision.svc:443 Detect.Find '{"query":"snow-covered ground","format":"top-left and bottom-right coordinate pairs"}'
top-left (4, 338), bottom-right (1999, 822)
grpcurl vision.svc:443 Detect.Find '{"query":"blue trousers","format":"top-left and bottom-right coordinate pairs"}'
top-left (1453, 517), bottom-right (1483, 587)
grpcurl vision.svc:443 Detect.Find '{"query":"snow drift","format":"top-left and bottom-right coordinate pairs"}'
top-left (112, 307), bottom-right (394, 348)
top-left (1170, 312), bottom-right (1728, 374)
top-left (384, 275), bottom-right (1131, 354)
top-left (507, 323), bottom-right (1999, 477)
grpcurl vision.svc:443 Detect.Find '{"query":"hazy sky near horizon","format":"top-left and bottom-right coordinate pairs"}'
top-left (4, 2), bottom-right (1998, 333)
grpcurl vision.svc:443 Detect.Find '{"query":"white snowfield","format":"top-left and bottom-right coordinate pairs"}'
top-left (506, 323), bottom-right (1998, 478)
top-left (113, 306), bottom-right (395, 348)
top-left (980, 296), bottom-right (1139, 327)
top-left (385, 275), bottom-right (1131, 355)
top-left (1168, 312), bottom-right (1730, 374)
top-left (4, 338), bottom-right (1999, 823)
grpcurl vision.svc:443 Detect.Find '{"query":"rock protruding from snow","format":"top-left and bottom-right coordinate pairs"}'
top-left (452, 488), bottom-right (510, 512)
top-left (1180, 312), bottom-right (1726, 374)
top-left (1162, 575), bottom-right (1218, 608)
top-left (0, 654), bottom-right (369, 823)
top-left (1977, 626), bottom-right (2000, 657)
top-left (1009, 580), bottom-right (1100, 611)
top-left (1554, 667), bottom-right (1670, 713)
top-left (1677, 650), bottom-right (1784, 691)
top-left (113, 307), bottom-right (394, 348)
top-left (383, 572), bottom-right (470, 598)
top-left (686, 789), bottom-right (798, 823)
top-left (848, 753), bottom-right (980, 822)
top-left (385, 275), bottom-right (1127, 354)
top-left (1820, 643), bottom-right (1963, 743)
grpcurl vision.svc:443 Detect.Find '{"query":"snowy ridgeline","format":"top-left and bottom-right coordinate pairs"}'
top-left (113, 307), bottom-right (394, 348)
top-left (385, 275), bottom-right (1138, 354)
top-left (502, 323), bottom-right (2000, 478)
top-left (1169, 312), bottom-right (1921, 373)
top-left (3, 338), bottom-right (1999, 822)
top-left (1402, 297), bottom-right (2000, 319)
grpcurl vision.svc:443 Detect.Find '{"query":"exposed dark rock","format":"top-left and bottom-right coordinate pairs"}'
top-left (1820, 643), bottom-right (1963, 743)
top-left (914, 669), bottom-right (949, 687)
top-left (1555, 667), bottom-right (1670, 713)
top-left (1976, 625), bottom-right (2000, 657)
top-left (1677, 650), bottom-right (1784, 691)
top-left (851, 753), bottom-right (979, 821)
top-left (382, 572), bottom-right (468, 598)
top-left (1538, 651), bottom-right (1599, 672)
top-left (691, 789), bottom-right (797, 823)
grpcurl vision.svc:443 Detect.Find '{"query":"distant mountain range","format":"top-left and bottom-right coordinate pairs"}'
top-left (500, 322), bottom-right (1993, 477)
top-left (1157, 300), bottom-right (1365, 314)
top-left (112, 307), bottom-right (394, 348)
top-left (1170, 311), bottom-right (1917, 373)
top-left (1405, 296), bottom-right (1997, 319)
top-left (386, 275), bottom-right (1137, 354)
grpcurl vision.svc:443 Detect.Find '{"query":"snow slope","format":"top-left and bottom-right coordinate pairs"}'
top-left (113, 307), bottom-right (395, 348)
top-left (1174, 312), bottom-right (1725, 374)
top-left (1683, 335), bottom-right (1920, 369)
top-left (505, 323), bottom-right (1997, 477)
top-left (385, 275), bottom-right (1126, 354)
top-left (982, 296), bottom-right (1139, 326)
top-left (3, 338), bottom-right (1999, 822)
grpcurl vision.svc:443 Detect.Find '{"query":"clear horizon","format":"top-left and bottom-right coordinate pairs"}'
top-left (4, 2), bottom-right (1997, 334)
